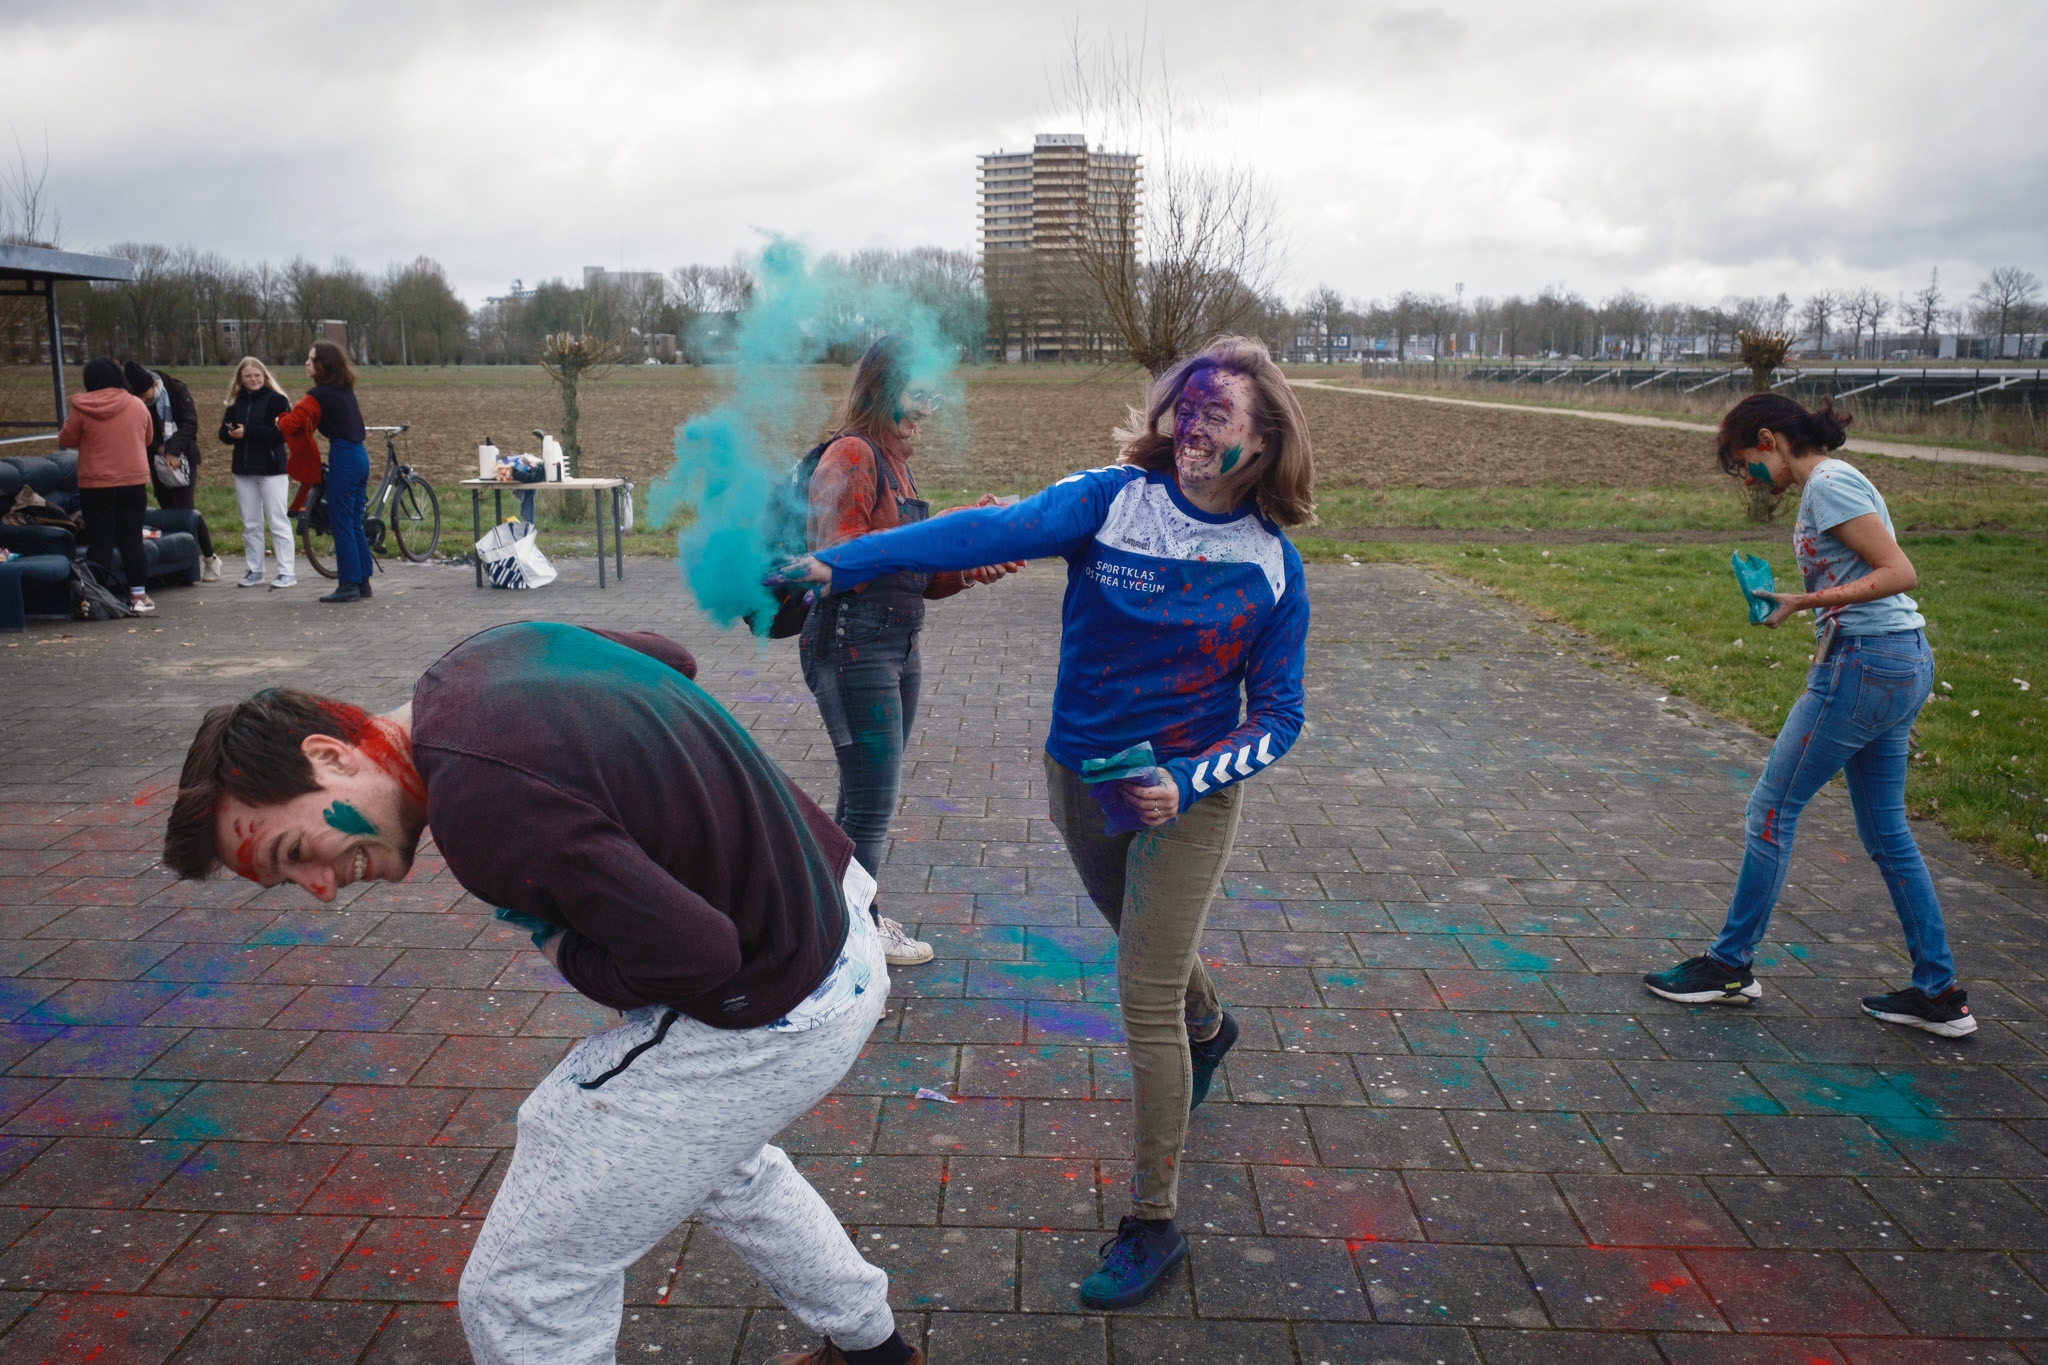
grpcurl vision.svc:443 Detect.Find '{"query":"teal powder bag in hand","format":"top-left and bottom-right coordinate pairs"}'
top-left (1081, 741), bottom-right (1160, 835)
top-left (1730, 552), bottom-right (1777, 625)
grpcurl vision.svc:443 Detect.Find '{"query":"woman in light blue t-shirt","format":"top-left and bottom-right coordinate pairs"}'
top-left (1645, 394), bottom-right (1974, 1037)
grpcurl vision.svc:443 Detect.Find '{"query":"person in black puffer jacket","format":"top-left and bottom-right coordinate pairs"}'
top-left (125, 361), bottom-right (221, 581)
top-left (219, 357), bottom-right (297, 589)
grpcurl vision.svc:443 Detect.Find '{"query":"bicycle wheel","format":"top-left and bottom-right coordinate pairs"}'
top-left (298, 497), bottom-right (338, 580)
top-left (390, 474), bottom-right (441, 562)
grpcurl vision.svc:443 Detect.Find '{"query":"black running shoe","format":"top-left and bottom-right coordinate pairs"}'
top-left (1863, 986), bottom-right (1977, 1037)
top-left (1188, 1011), bottom-right (1238, 1111)
top-left (1642, 954), bottom-right (1762, 1005)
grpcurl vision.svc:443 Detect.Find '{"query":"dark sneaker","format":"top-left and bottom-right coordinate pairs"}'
top-left (1643, 954), bottom-right (1761, 1005)
top-left (1864, 986), bottom-right (1977, 1038)
top-left (319, 582), bottom-right (362, 604)
top-left (1188, 1011), bottom-right (1239, 1111)
top-left (1078, 1215), bottom-right (1187, 1309)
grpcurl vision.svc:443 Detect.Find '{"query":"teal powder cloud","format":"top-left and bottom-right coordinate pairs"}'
top-left (647, 237), bottom-right (964, 632)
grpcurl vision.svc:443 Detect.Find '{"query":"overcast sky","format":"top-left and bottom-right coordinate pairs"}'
top-left (5, 0), bottom-right (2043, 311)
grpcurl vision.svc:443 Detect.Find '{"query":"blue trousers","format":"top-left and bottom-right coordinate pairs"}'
top-left (326, 438), bottom-right (372, 584)
top-left (1710, 629), bottom-right (1957, 995)
top-left (799, 590), bottom-right (922, 881)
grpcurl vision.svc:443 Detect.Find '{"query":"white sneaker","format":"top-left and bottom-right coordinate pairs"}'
top-left (237, 570), bottom-right (265, 588)
top-left (875, 916), bottom-right (934, 966)
top-left (201, 554), bottom-right (223, 582)
top-left (129, 594), bottom-right (156, 615)
top-left (270, 575), bottom-right (297, 589)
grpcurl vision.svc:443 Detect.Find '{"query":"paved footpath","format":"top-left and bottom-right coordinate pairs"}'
top-left (2, 554), bottom-right (2047, 1364)
top-left (1295, 379), bottom-right (2048, 475)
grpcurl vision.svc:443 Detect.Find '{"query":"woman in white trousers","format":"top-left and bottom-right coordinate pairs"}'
top-left (217, 356), bottom-right (297, 588)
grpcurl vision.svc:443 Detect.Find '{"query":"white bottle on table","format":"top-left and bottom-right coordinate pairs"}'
top-left (541, 435), bottom-right (565, 482)
top-left (478, 438), bottom-right (498, 480)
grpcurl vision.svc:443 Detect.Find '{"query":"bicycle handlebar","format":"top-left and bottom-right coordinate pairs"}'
top-left (366, 424), bottom-right (411, 434)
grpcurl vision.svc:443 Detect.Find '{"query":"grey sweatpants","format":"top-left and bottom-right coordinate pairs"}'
top-left (459, 891), bottom-right (894, 1364)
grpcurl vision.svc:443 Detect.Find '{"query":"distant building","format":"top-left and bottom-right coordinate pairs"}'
top-left (979, 133), bottom-right (1140, 362)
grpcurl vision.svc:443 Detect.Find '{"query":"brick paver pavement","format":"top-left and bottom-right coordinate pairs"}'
top-left (2, 555), bottom-right (2046, 1364)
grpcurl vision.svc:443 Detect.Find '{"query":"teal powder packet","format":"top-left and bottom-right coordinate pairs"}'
top-left (1730, 552), bottom-right (1777, 625)
top-left (1080, 741), bottom-right (1158, 784)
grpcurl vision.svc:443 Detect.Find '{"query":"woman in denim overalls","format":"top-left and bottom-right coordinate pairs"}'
top-left (1645, 394), bottom-right (1975, 1037)
top-left (799, 338), bottom-right (1020, 966)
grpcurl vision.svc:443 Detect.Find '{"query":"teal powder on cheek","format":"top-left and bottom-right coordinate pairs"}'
top-left (1220, 445), bottom-right (1243, 472)
top-left (323, 801), bottom-right (377, 837)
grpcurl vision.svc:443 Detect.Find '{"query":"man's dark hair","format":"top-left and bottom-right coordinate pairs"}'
top-left (82, 358), bottom-right (125, 392)
top-left (164, 688), bottom-right (375, 879)
top-left (122, 360), bottom-right (157, 396)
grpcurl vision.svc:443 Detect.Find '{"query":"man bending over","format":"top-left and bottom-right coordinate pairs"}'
top-left (163, 622), bottom-right (919, 1365)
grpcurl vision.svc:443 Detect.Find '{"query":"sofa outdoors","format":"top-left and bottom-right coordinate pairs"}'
top-left (0, 450), bottom-right (202, 625)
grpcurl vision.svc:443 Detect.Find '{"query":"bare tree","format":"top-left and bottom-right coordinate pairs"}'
top-left (1059, 28), bottom-right (1283, 374)
top-left (1, 128), bottom-right (61, 248)
top-left (1599, 289), bottom-right (1653, 359)
top-left (540, 323), bottom-right (622, 465)
top-left (1389, 291), bottom-right (1433, 361)
top-left (1864, 290), bottom-right (1891, 358)
top-left (1497, 295), bottom-right (1531, 359)
top-left (1971, 267), bottom-right (2042, 358)
top-left (1738, 329), bottom-right (1794, 521)
top-left (1297, 285), bottom-right (1344, 363)
top-left (1799, 290), bottom-right (1838, 353)
top-left (1901, 269), bottom-right (1944, 357)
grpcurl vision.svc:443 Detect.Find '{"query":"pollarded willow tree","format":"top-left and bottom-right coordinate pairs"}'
top-left (1737, 329), bottom-right (1793, 522)
top-left (540, 327), bottom-right (622, 467)
top-left (1059, 28), bottom-right (1284, 376)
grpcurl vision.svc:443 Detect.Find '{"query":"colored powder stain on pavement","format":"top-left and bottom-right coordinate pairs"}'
top-left (322, 801), bottom-right (377, 837)
top-left (1778, 1069), bottom-right (1942, 1141)
top-left (1484, 937), bottom-right (1553, 973)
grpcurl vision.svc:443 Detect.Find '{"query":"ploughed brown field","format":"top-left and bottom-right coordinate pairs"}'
top-left (2, 363), bottom-right (1731, 496)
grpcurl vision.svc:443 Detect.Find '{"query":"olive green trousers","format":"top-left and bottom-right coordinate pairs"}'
top-left (1045, 757), bottom-right (1244, 1220)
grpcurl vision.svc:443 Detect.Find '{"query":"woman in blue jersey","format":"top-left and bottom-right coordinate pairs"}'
top-left (783, 336), bottom-right (1314, 1309)
top-left (1645, 394), bottom-right (1974, 1038)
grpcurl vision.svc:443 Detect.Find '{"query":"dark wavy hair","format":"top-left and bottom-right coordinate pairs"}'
top-left (309, 339), bottom-right (356, 390)
top-left (1716, 393), bottom-right (1852, 475)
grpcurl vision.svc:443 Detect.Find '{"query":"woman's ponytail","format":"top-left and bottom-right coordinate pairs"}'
top-left (1716, 393), bottom-right (1854, 474)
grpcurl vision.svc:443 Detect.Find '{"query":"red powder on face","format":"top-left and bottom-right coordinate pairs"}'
top-left (230, 817), bottom-right (260, 881)
top-left (312, 700), bottom-right (425, 803)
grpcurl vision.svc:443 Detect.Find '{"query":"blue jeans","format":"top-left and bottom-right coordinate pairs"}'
top-left (1710, 629), bottom-right (1956, 995)
top-left (326, 438), bottom-right (372, 584)
top-left (799, 590), bottom-right (923, 881)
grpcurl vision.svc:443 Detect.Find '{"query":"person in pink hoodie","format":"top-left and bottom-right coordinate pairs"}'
top-left (58, 358), bottom-right (158, 613)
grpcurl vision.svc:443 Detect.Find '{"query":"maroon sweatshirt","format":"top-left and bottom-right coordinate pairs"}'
top-left (410, 623), bottom-right (854, 1028)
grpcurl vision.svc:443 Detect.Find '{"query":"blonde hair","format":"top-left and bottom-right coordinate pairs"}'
top-left (223, 356), bottom-right (288, 406)
top-left (1111, 336), bottom-right (1316, 527)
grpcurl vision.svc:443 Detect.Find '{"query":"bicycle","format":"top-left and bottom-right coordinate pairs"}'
top-left (297, 424), bottom-right (442, 579)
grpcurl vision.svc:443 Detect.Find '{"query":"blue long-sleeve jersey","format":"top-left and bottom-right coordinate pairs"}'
top-left (816, 465), bottom-right (1309, 812)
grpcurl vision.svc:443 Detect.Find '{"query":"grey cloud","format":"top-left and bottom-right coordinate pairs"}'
top-left (2, 0), bottom-right (2040, 307)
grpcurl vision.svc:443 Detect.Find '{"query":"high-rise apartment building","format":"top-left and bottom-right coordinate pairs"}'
top-left (978, 133), bottom-right (1139, 361)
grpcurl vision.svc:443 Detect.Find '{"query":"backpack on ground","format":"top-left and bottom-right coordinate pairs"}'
top-left (758, 435), bottom-right (883, 640)
top-left (68, 561), bottom-right (132, 621)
